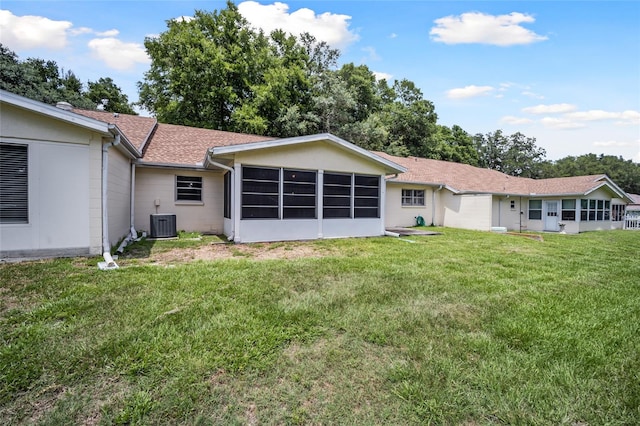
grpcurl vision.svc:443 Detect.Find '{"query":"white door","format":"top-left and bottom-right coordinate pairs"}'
top-left (545, 201), bottom-right (559, 231)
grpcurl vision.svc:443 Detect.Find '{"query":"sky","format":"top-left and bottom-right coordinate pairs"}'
top-left (1, 1), bottom-right (639, 162)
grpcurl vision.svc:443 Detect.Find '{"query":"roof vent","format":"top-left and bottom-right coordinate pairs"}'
top-left (56, 101), bottom-right (73, 111)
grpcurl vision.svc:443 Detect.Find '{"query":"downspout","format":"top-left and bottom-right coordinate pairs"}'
top-left (101, 134), bottom-right (121, 269)
top-left (206, 150), bottom-right (235, 241)
top-left (519, 196), bottom-right (523, 233)
top-left (116, 162), bottom-right (138, 254)
top-left (432, 185), bottom-right (443, 226)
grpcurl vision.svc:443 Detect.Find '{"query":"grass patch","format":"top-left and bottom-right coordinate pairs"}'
top-left (1, 229), bottom-right (639, 424)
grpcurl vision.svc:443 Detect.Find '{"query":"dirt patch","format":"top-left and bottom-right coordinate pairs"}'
top-left (121, 241), bottom-right (337, 266)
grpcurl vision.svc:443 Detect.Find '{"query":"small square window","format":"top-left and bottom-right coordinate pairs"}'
top-left (176, 176), bottom-right (202, 201)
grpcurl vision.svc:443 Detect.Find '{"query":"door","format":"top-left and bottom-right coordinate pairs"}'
top-left (545, 201), bottom-right (559, 231)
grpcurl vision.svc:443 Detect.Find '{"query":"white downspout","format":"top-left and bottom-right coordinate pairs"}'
top-left (207, 150), bottom-right (235, 241)
top-left (101, 134), bottom-right (121, 269)
top-left (116, 162), bottom-right (138, 254)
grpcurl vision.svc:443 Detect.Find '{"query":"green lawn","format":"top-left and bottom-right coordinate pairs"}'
top-left (1, 229), bottom-right (639, 425)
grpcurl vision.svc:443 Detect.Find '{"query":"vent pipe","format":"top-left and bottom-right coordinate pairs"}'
top-left (55, 101), bottom-right (73, 111)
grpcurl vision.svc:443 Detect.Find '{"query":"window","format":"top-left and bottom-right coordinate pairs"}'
top-left (283, 169), bottom-right (316, 219)
top-left (0, 144), bottom-right (28, 224)
top-left (528, 200), bottom-right (542, 220)
top-left (580, 199), bottom-right (610, 221)
top-left (612, 204), bottom-right (626, 221)
top-left (402, 189), bottom-right (425, 206)
top-left (323, 173), bottom-right (351, 218)
top-left (354, 175), bottom-right (380, 218)
top-left (561, 199), bottom-right (576, 221)
top-left (223, 171), bottom-right (231, 219)
top-left (176, 176), bottom-right (202, 201)
top-left (241, 166), bottom-right (279, 219)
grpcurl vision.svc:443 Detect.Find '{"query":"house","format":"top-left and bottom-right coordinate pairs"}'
top-left (0, 90), bottom-right (634, 263)
top-left (624, 193), bottom-right (640, 229)
top-left (0, 90), bottom-right (405, 264)
top-left (376, 152), bottom-right (632, 234)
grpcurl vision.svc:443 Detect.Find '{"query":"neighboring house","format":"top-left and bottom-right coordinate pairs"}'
top-left (377, 152), bottom-right (633, 234)
top-left (0, 90), bottom-right (634, 262)
top-left (624, 194), bottom-right (640, 230)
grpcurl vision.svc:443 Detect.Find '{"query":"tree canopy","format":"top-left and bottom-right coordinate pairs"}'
top-left (0, 44), bottom-right (136, 114)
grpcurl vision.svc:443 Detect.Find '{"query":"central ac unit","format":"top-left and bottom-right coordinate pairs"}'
top-left (150, 214), bottom-right (177, 238)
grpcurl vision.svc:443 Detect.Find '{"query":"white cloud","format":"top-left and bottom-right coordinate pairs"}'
top-left (96, 29), bottom-right (120, 37)
top-left (389, 33), bottom-right (398, 39)
top-left (446, 85), bottom-right (494, 99)
top-left (373, 71), bottom-right (393, 81)
top-left (501, 115), bottom-right (534, 125)
top-left (521, 91), bottom-right (544, 99)
top-left (0, 10), bottom-right (72, 50)
top-left (593, 140), bottom-right (633, 147)
top-left (87, 38), bottom-right (150, 71)
top-left (430, 12), bottom-right (548, 46)
top-left (237, 1), bottom-right (359, 49)
top-left (540, 117), bottom-right (585, 129)
top-left (523, 103), bottom-right (577, 114)
top-left (565, 109), bottom-right (640, 125)
top-left (361, 46), bottom-right (380, 61)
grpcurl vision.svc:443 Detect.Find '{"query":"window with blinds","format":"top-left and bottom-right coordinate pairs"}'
top-left (0, 144), bottom-right (28, 224)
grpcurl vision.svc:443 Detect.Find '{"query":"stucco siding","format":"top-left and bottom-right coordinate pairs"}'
top-left (233, 142), bottom-right (385, 175)
top-left (134, 167), bottom-right (224, 235)
top-left (107, 148), bottom-right (132, 247)
top-left (441, 192), bottom-right (493, 231)
top-left (492, 196), bottom-right (524, 231)
top-left (384, 183), bottom-right (432, 227)
top-left (0, 138), bottom-right (93, 257)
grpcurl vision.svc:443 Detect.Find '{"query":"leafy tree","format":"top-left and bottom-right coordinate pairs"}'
top-left (0, 43), bottom-right (135, 113)
top-left (475, 130), bottom-right (546, 177)
top-left (431, 124), bottom-right (479, 166)
top-left (542, 154), bottom-right (640, 194)
top-left (86, 77), bottom-right (137, 114)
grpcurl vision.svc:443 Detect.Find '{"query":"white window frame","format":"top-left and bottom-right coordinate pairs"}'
top-left (401, 189), bottom-right (425, 207)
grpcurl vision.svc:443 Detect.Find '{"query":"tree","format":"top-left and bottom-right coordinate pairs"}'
top-left (86, 78), bottom-right (137, 114)
top-left (542, 154), bottom-right (640, 194)
top-left (0, 43), bottom-right (135, 113)
top-left (475, 130), bottom-right (547, 177)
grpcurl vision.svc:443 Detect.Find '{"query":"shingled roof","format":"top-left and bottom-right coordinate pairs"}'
top-left (376, 152), bottom-right (625, 198)
top-left (72, 109), bottom-right (275, 166)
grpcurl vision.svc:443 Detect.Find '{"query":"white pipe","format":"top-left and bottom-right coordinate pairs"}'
top-left (101, 135), bottom-right (120, 269)
top-left (206, 151), bottom-right (235, 241)
top-left (116, 162), bottom-right (138, 254)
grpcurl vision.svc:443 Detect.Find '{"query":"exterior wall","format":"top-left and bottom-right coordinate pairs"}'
top-left (441, 192), bottom-right (493, 231)
top-left (0, 139), bottom-right (101, 258)
top-left (384, 183), bottom-right (433, 227)
top-left (107, 148), bottom-right (132, 247)
top-left (134, 167), bottom-right (224, 235)
top-left (230, 142), bottom-right (389, 243)
top-left (491, 196), bottom-right (524, 231)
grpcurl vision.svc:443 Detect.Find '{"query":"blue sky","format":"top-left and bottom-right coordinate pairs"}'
top-left (1, 1), bottom-right (639, 162)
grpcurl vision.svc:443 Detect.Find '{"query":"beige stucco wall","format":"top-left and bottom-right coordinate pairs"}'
top-left (0, 105), bottom-right (105, 257)
top-left (492, 196), bottom-right (524, 231)
top-left (134, 167), bottom-right (224, 235)
top-left (384, 183), bottom-right (433, 228)
top-left (441, 192), bottom-right (493, 231)
top-left (107, 148), bottom-right (133, 247)
top-left (233, 141), bottom-right (386, 175)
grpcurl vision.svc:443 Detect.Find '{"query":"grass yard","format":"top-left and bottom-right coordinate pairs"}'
top-left (1, 228), bottom-right (639, 425)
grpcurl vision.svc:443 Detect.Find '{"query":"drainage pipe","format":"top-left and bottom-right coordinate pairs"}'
top-left (116, 162), bottom-right (138, 253)
top-left (101, 135), bottom-right (121, 268)
top-left (206, 151), bottom-right (235, 241)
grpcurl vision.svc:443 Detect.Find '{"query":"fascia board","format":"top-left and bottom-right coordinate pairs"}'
top-left (209, 133), bottom-right (407, 174)
top-left (1, 89), bottom-right (112, 135)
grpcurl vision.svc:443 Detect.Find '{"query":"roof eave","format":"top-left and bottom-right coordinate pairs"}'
top-left (209, 133), bottom-right (407, 174)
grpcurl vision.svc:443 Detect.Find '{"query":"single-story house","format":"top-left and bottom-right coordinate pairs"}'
top-left (376, 152), bottom-right (632, 234)
top-left (0, 90), bottom-right (634, 264)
